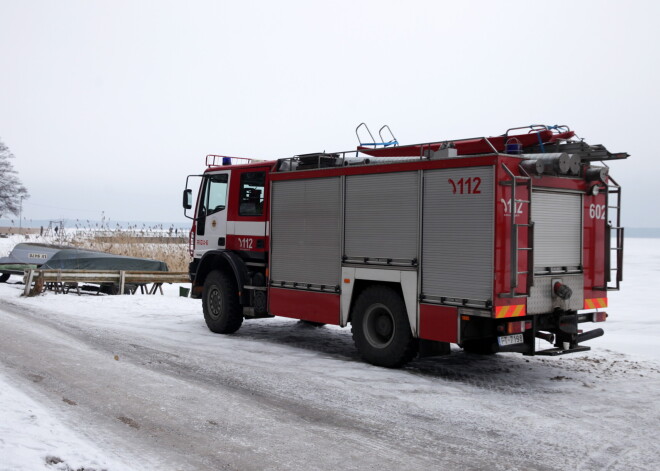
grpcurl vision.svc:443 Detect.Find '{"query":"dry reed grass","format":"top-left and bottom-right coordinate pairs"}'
top-left (38, 221), bottom-right (190, 272)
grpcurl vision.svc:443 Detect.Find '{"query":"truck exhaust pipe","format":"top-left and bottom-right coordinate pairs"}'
top-left (576, 328), bottom-right (604, 344)
top-left (535, 331), bottom-right (555, 344)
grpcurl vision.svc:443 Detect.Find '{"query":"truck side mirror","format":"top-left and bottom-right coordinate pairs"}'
top-left (183, 189), bottom-right (193, 210)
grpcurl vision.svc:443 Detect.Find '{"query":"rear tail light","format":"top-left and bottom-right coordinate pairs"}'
top-left (507, 321), bottom-right (526, 334)
top-left (593, 312), bottom-right (608, 322)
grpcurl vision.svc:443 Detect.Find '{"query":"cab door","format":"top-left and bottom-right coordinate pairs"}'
top-left (194, 170), bottom-right (231, 258)
top-left (226, 167), bottom-right (270, 256)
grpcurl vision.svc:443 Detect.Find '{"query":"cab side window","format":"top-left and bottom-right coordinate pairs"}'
top-left (239, 172), bottom-right (265, 216)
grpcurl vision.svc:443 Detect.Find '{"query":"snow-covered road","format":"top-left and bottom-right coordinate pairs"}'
top-left (1, 238), bottom-right (660, 470)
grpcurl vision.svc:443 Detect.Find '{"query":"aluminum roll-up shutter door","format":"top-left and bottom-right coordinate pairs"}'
top-left (270, 177), bottom-right (341, 287)
top-left (532, 190), bottom-right (582, 271)
top-left (422, 166), bottom-right (494, 302)
top-left (345, 172), bottom-right (418, 262)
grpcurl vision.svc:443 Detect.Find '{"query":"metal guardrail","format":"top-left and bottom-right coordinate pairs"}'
top-left (23, 269), bottom-right (190, 296)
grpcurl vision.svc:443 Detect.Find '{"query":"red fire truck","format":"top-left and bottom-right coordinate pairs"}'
top-left (182, 124), bottom-right (627, 367)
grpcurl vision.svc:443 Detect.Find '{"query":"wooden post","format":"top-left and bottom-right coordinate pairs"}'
top-left (119, 271), bottom-right (126, 295)
top-left (23, 270), bottom-right (34, 296)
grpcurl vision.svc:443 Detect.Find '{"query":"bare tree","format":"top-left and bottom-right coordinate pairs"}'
top-left (0, 138), bottom-right (29, 218)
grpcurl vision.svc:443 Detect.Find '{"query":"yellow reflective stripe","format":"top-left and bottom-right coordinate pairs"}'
top-left (584, 298), bottom-right (608, 309)
top-left (495, 305), bottom-right (526, 318)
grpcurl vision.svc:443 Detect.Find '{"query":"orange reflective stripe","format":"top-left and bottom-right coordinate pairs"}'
top-left (584, 298), bottom-right (608, 309)
top-left (495, 306), bottom-right (508, 318)
top-left (495, 305), bottom-right (526, 318)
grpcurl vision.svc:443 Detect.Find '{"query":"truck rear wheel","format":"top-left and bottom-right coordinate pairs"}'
top-left (202, 270), bottom-right (243, 334)
top-left (351, 285), bottom-right (417, 368)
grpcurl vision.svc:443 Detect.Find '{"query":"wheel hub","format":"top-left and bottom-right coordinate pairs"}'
top-left (375, 315), bottom-right (394, 338)
top-left (208, 287), bottom-right (222, 319)
top-left (363, 303), bottom-right (395, 348)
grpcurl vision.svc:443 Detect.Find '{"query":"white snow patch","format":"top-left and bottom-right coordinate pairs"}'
top-left (0, 369), bottom-right (130, 471)
top-left (592, 238), bottom-right (660, 361)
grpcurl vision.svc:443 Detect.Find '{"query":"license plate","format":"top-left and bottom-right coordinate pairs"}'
top-left (498, 334), bottom-right (524, 346)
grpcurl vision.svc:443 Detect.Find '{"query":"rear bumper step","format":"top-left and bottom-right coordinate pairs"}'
top-left (536, 345), bottom-right (591, 356)
top-left (535, 328), bottom-right (603, 356)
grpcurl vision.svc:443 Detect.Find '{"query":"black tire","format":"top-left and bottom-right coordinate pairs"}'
top-left (0, 273), bottom-right (9, 283)
top-left (351, 285), bottom-right (417, 368)
top-left (461, 339), bottom-right (496, 355)
top-left (202, 270), bottom-right (243, 334)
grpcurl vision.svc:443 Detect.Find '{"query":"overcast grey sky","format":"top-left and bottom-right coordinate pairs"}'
top-left (1, 0), bottom-right (658, 226)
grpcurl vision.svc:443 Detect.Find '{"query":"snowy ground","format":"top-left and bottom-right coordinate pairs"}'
top-left (0, 236), bottom-right (659, 470)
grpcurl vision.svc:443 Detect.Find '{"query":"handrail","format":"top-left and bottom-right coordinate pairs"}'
top-left (504, 124), bottom-right (571, 136)
top-left (601, 175), bottom-right (623, 291)
top-left (500, 163), bottom-right (533, 298)
top-left (519, 164), bottom-right (535, 295)
top-left (378, 125), bottom-right (399, 147)
top-left (360, 134), bottom-right (505, 156)
top-left (505, 124), bottom-right (549, 136)
top-left (356, 123), bottom-right (399, 148)
top-left (355, 123), bottom-right (377, 146)
top-left (502, 163), bottom-right (519, 294)
top-left (482, 137), bottom-right (499, 154)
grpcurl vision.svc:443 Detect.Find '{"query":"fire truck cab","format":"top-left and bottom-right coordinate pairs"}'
top-left (183, 125), bottom-right (627, 368)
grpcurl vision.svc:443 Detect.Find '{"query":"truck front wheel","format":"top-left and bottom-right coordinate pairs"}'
top-left (351, 285), bottom-right (417, 368)
top-left (202, 270), bottom-right (243, 334)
